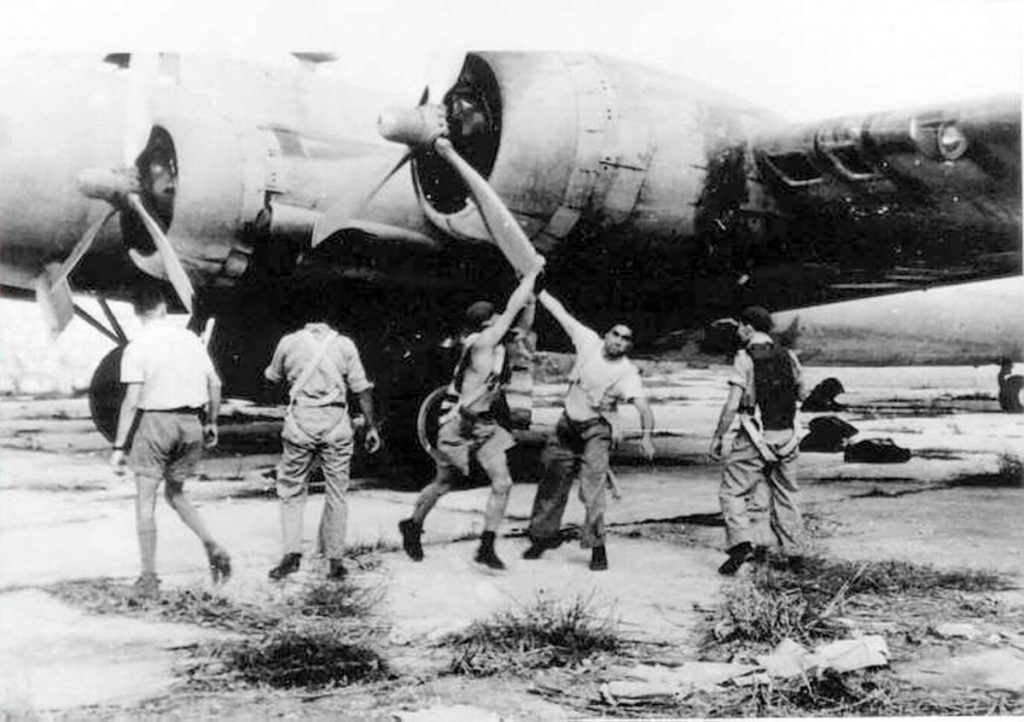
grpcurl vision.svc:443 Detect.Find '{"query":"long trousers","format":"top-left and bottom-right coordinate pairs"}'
top-left (276, 408), bottom-right (353, 559)
top-left (720, 430), bottom-right (804, 554)
top-left (527, 414), bottom-right (611, 549)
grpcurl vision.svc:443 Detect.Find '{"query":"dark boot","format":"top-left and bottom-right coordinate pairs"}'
top-left (752, 545), bottom-right (770, 565)
top-left (398, 518), bottom-right (424, 561)
top-left (589, 545), bottom-right (608, 571)
top-left (522, 536), bottom-right (556, 560)
top-left (327, 559), bottom-right (348, 581)
top-left (718, 542), bottom-right (753, 576)
top-left (268, 552), bottom-right (302, 580)
top-left (474, 531), bottom-right (506, 570)
top-left (787, 555), bottom-right (806, 574)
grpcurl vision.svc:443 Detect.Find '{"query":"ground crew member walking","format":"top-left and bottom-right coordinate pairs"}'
top-left (523, 291), bottom-right (655, 571)
top-left (265, 301), bottom-right (382, 582)
top-left (110, 287), bottom-right (231, 599)
top-left (398, 266), bottom-right (542, 570)
top-left (709, 305), bottom-right (806, 575)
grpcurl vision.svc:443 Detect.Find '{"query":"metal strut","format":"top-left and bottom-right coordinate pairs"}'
top-left (73, 303), bottom-right (123, 346)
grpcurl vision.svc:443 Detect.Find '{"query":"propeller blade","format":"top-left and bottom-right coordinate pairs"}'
top-left (53, 207), bottom-right (118, 286)
top-left (433, 137), bottom-right (544, 276)
top-left (125, 193), bottom-right (195, 313)
top-left (358, 150), bottom-right (414, 212)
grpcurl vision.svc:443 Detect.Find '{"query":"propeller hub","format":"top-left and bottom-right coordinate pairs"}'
top-left (378, 105), bottom-right (447, 148)
top-left (77, 168), bottom-right (140, 203)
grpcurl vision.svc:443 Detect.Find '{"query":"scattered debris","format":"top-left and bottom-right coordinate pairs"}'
top-left (393, 705), bottom-right (500, 722)
top-left (844, 437), bottom-right (912, 463)
top-left (802, 377), bottom-right (847, 412)
top-left (931, 622), bottom-right (982, 640)
top-left (801, 415), bottom-right (859, 452)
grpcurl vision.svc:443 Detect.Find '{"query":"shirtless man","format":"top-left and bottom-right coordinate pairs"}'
top-left (398, 266), bottom-right (542, 569)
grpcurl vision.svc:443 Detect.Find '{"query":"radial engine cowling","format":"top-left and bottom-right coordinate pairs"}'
top-left (413, 52), bottom-right (780, 255)
top-left (127, 108), bottom-right (284, 288)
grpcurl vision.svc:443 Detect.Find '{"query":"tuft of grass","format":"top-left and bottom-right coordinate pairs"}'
top-left (656, 671), bottom-right (1024, 718)
top-left (707, 556), bottom-right (1014, 652)
top-left (444, 593), bottom-right (624, 676)
top-left (206, 625), bottom-right (389, 689)
top-left (50, 576), bottom-right (391, 690)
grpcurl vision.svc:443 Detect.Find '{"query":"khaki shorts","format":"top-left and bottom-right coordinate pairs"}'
top-left (436, 412), bottom-right (515, 477)
top-left (128, 411), bottom-right (204, 484)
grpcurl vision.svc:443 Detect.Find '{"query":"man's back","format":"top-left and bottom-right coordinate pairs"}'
top-left (123, 319), bottom-right (213, 410)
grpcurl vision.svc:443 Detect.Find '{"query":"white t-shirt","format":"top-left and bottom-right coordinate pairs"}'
top-left (120, 318), bottom-right (218, 410)
top-left (563, 327), bottom-right (644, 421)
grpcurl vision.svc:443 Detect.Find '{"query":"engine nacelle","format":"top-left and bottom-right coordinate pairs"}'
top-left (413, 52), bottom-right (782, 255)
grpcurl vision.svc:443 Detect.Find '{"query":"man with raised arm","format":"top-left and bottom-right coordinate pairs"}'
top-left (523, 291), bottom-right (656, 571)
top-left (398, 265), bottom-right (543, 570)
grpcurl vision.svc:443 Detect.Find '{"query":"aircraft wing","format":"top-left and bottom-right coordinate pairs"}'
top-left (740, 96), bottom-right (1021, 303)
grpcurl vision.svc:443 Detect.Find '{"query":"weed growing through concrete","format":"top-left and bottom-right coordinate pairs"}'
top-left (50, 577), bottom-right (390, 690)
top-left (206, 625), bottom-right (389, 689)
top-left (444, 592), bottom-right (625, 676)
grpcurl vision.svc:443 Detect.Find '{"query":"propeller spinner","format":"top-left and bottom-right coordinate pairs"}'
top-left (376, 81), bottom-right (542, 276)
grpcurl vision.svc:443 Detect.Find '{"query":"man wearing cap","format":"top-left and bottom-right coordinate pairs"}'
top-left (398, 266), bottom-right (543, 570)
top-left (522, 291), bottom-right (656, 571)
top-left (110, 287), bottom-right (231, 599)
top-left (265, 295), bottom-right (382, 582)
top-left (709, 305), bottom-right (807, 575)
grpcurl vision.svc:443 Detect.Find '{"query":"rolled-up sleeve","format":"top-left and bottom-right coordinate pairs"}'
top-left (264, 339), bottom-right (286, 383)
top-left (341, 339), bottom-right (373, 394)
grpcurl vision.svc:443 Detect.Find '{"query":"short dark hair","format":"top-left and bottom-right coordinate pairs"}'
top-left (740, 306), bottom-right (774, 334)
top-left (131, 286), bottom-right (167, 314)
top-left (465, 301), bottom-right (496, 328)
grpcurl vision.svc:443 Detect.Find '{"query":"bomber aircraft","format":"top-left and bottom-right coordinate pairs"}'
top-left (0, 52), bottom-right (1020, 456)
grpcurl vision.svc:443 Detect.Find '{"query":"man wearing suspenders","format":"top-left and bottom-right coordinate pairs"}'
top-left (398, 266), bottom-right (542, 570)
top-left (709, 306), bottom-right (807, 576)
top-left (264, 306), bottom-right (382, 581)
top-left (522, 291), bottom-right (656, 571)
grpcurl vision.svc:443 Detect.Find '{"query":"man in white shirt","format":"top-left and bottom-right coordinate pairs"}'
top-left (264, 301), bottom-right (382, 582)
top-left (110, 287), bottom-right (230, 599)
top-left (523, 291), bottom-right (655, 571)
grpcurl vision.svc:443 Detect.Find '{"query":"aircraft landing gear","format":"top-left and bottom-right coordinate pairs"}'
top-left (88, 346), bottom-right (126, 441)
top-left (998, 366), bottom-right (1023, 413)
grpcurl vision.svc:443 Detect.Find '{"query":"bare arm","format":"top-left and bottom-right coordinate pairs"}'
top-left (110, 383), bottom-right (141, 473)
top-left (537, 290), bottom-right (589, 342)
top-left (709, 385), bottom-right (743, 460)
top-left (632, 396), bottom-right (656, 461)
top-left (204, 373), bottom-right (222, 448)
top-left (356, 388), bottom-right (382, 453)
top-left (113, 383), bottom-right (142, 450)
top-left (477, 268), bottom-right (541, 347)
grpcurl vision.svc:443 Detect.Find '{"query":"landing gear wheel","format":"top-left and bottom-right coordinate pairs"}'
top-left (999, 374), bottom-right (1023, 413)
top-left (416, 385), bottom-right (450, 464)
top-left (88, 347), bottom-right (126, 441)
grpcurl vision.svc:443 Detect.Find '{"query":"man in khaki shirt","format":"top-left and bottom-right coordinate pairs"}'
top-left (265, 305), bottom-right (382, 582)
